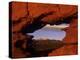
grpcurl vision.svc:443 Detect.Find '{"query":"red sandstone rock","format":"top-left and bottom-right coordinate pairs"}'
top-left (10, 2), bottom-right (78, 58)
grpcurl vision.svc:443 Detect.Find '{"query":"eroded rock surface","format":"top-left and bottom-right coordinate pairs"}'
top-left (10, 2), bottom-right (78, 58)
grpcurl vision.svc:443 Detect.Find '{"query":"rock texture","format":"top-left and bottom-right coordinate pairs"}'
top-left (9, 2), bottom-right (78, 58)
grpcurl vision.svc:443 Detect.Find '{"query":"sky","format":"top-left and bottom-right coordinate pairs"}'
top-left (27, 24), bottom-right (69, 41)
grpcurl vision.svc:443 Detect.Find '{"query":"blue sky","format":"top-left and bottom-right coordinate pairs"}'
top-left (27, 24), bottom-right (69, 41)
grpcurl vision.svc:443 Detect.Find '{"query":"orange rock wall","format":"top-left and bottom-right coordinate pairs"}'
top-left (9, 1), bottom-right (78, 58)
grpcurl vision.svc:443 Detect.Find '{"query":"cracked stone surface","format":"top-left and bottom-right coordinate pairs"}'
top-left (9, 2), bottom-right (78, 58)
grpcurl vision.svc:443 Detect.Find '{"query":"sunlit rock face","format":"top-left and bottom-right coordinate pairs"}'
top-left (12, 2), bottom-right (77, 33)
top-left (63, 19), bottom-right (78, 43)
top-left (49, 19), bottom-right (78, 56)
top-left (27, 24), bottom-right (69, 40)
top-left (10, 2), bottom-right (78, 58)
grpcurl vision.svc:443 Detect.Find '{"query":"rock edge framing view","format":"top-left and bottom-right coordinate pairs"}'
top-left (9, 1), bottom-right (78, 58)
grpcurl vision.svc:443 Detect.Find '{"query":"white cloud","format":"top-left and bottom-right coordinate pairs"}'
top-left (45, 24), bottom-right (70, 29)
